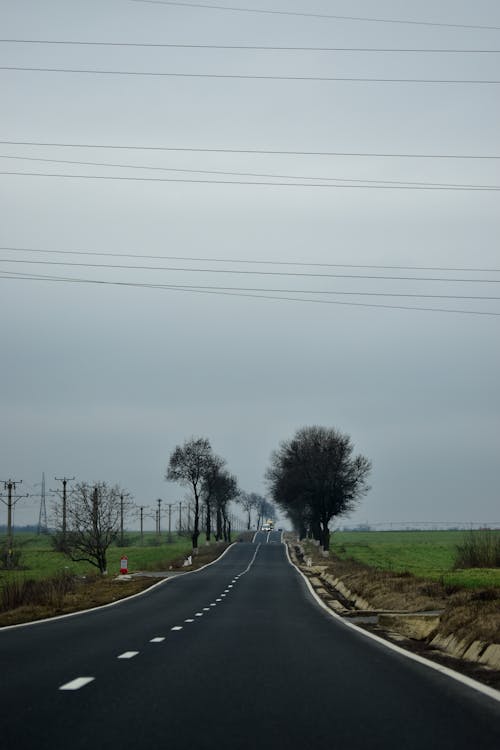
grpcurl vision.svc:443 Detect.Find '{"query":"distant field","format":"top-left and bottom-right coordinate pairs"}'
top-left (331, 530), bottom-right (500, 588)
top-left (0, 532), bottom-right (199, 585)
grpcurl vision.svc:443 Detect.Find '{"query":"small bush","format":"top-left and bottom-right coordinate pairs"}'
top-left (0, 571), bottom-right (76, 611)
top-left (0, 547), bottom-right (23, 569)
top-left (454, 529), bottom-right (500, 569)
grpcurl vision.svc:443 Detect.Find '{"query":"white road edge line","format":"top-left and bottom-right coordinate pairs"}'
top-left (59, 677), bottom-right (95, 691)
top-left (1, 542), bottom-right (238, 631)
top-left (284, 540), bottom-right (500, 705)
top-left (117, 651), bottom-right (139, 659)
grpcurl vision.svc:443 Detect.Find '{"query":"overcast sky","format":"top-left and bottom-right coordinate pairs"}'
top-left (1, 0), bottom-right (499, 531)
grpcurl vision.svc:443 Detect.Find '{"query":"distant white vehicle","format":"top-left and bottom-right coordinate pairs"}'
top-left (261, 524), bottom-right (271, 532)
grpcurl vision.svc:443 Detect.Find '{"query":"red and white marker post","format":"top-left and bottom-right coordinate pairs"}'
top-left (120, 555), bottom-right (128, 575)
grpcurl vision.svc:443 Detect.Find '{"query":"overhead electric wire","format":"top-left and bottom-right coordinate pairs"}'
top-left (1, 154), bottom-right (496, 191)
top-left (2, 169), bottom-right (499, 191)
top-left (2, 246), bottom-right (499, 274)
top-left (1, 269), bottom-right (498, 317)
top-left (1, 139), bottom-right (497, 160)
top-left (5, 270), bottom-right (496, 301)
top-left (2, 66), bottom-right (499, 83)
top-left (2, 257), bottom-right (499, 283)
top-left (130, 0), bottom-right (500, 32)
top-left (1, 39), bottom-right (498, 53)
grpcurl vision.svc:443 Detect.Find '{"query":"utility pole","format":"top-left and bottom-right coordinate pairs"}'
top-left (54, 476), bottom-right (75, 541)
top-left (156, 498), bottom-right (163, 539)
top-left (139, 505), bottom-right (145, 544)
top-left (0, 479), bottom-right (28, 567)
top-left (120, 490), bottom-right (130, 547)
top-left (166, 502), bottom-right (173, 543)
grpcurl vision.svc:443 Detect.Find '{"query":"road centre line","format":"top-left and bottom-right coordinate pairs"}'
top-left (171, 626), bottom-right (183, 631)
top-left (195, 612), bottom-right (203, 616)
top-left (2, 541), bottom-right (238, 632)
top-left (239, 543), bottom-right (261, 576)
top-left (203, 607), bottom-right (210, 611)
top-left (185, 618), bottom-right (195, 622)
top-left (59, 677), bottom-right (95, 691)
top-left (117, 651), bottom-right (139, 659)
top-left (150, 637), bottom-right (165, 642)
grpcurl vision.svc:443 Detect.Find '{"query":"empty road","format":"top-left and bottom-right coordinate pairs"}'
top-left (1, 532), bottom-right (499, 749)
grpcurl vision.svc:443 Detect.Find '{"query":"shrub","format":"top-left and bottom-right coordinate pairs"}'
top-left (454, 529), bottom-right (500, 569)
top-left (0, 571), bottom-right (75, 611)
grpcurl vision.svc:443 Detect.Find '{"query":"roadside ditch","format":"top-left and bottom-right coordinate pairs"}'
top-left (288, 539), bottom-right (500, 691)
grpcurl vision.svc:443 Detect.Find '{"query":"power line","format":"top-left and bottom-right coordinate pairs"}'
top-left (1, 154), bottom-right (497, 190)
top-left (130, 1), bottom-right (500, 32)
top-left (2, 170), bottom-right (500, 191)
top-left (3, 66), bottom-right (499, 83)
top-left (2, 39), bottom-right (499, 53)
top-left (1, 270), bottom-right (498, 317)
top-left (2, 246), bottom-right (498, 274)
top-left (4, 270), bottom-right (497, 300)
top-left (1, 257), bottom-right (499, 283)
top-left (1, 139), bottom-right (497, 160)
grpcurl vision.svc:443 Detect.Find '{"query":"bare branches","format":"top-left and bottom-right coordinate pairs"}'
top-left (266, 426), bottom-right (371, 551)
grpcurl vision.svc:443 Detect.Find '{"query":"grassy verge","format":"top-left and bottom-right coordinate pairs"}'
top-left (0, 532), bottom-right (236, 627)
top-left (330, 530), bottom-right (500, 588)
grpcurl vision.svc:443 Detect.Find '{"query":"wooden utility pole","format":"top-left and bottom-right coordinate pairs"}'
top-left (156, 498), bottom-right (162, 538)
top-left (54, 476), bottom-right (75, 540)
top-left (1, 479), bottom-right (28, 568)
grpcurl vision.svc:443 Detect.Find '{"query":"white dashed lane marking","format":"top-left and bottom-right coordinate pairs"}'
top-left (203, 607), bottom-right (210, 611)
top-left (195, 612), bottom-right (203, 617)
top-left (59, 677), bottom-right (95, 691)
top-left (171, 626), bottom-right (183, 631)
top-left (150, 637), bottom-right (165, 643)
top-left (117, 651), bottom-right (139, 659)
top-left (185, 618), bottom-right (195, 623)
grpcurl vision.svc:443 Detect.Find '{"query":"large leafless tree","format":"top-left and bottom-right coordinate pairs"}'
top-left (56, 481), bottom-right (124, 574)
top-left (266, 426), bottom-right (371, 551)
top-left (166, 436), bottom-right (214, 551)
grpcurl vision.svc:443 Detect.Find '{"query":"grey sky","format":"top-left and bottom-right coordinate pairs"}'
top-left (1, 1), bottom-right (499, 530)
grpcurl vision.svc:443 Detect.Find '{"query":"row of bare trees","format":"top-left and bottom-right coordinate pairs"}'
top-left (166, 436), bottom-right (241, 551)
top-left (42, 434), bottom-right (277, 574)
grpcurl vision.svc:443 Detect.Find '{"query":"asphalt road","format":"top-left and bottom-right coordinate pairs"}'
top-left (2, 532), bottom-right (500, 749)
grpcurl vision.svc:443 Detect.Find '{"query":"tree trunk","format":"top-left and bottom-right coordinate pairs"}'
top-left (192, 493), bottom-right (200, 550)
top-left (215, 507), bottom-right (223, 541)
top-left (321, 524), bottom-right (330, 552)
top-left (205, 500), bottom-right (211, 542)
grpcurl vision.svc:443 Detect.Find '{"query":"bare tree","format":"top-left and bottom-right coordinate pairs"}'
top-left (212, 471), bottom-right (239, 542)
top-left (201, 454), bottom-right (226, 543)
top-left (57, 481), bottom-right (123, 574)
top-left (166, 437), bottom-right (214, 551)
top-left (238, 491), bottom-right (257, 530)
top-left (266, 426), bottom-right (371, 552)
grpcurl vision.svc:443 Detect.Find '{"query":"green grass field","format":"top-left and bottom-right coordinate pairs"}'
top-left (331, 530), bottom-right (500, 588)
top-left (0, 532), bottom-right (201, 585)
